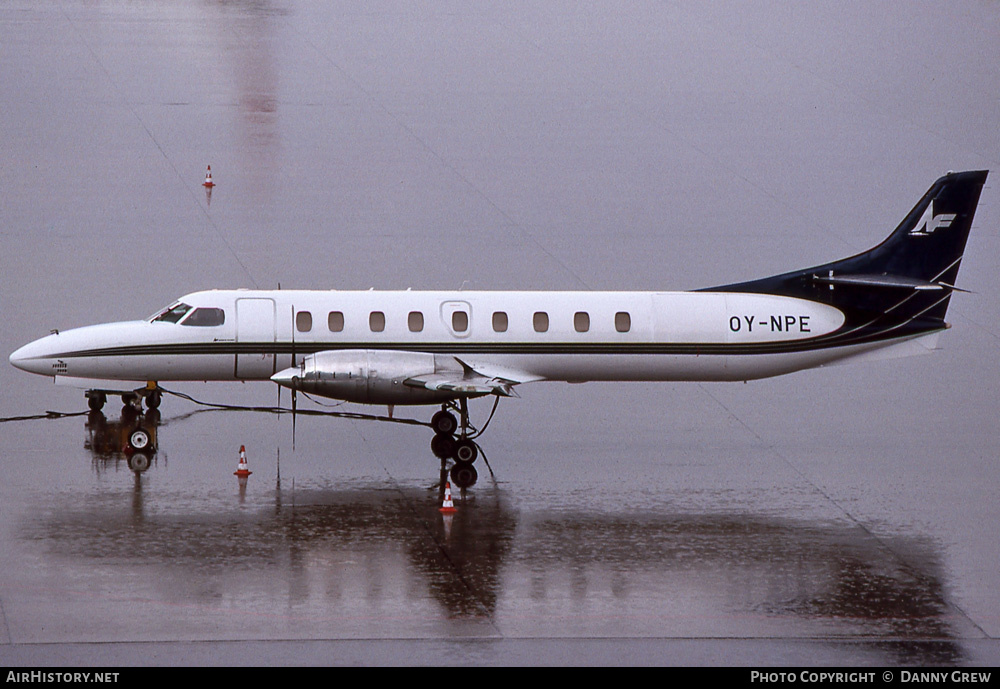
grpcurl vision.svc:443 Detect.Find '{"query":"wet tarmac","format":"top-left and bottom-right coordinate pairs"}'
top-left (2, 0), bottom-right (1000, 667)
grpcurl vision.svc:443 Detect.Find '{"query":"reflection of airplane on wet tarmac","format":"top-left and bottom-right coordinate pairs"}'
top-left (25, 482), bottom-right (965, 663)
top-left (9, 171), bottom-right (989, 485)
top-left (85, 408), bottom-right (159, 473)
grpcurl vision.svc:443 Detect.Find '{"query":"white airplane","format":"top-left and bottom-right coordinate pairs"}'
top-left (10, 170), bottom-right (988, 485)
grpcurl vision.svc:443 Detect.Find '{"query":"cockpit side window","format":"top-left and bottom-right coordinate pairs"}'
top-left (151, 303), bottom-right (192, 323)
top-left (181, 307), bottom-right (226, 327)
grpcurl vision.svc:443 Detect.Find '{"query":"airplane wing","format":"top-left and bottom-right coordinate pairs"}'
top-left (403, 357), bottom-right (543, 398)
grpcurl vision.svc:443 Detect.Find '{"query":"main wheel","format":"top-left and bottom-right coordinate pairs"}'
top-left (431, 434), bottom-right (457, 460)
top-left (450, 462), bottom-right (478, 489)
top-left (146, 390), bottom-right (161, 409)
top-left (454, 438), bottom-right (478, 464)
top-left (431, 410), bottom-right (458, 436)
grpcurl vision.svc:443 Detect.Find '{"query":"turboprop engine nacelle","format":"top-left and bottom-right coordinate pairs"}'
top-left (271, 349), bottom-right (461, 405)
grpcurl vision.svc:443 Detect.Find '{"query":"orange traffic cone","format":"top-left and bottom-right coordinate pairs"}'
top-left (234, 445), bottom-right (252, 476)
top-left (439, 482), bottom-right (457, 514)
top-left (203, 165), bottom-right (215, 187)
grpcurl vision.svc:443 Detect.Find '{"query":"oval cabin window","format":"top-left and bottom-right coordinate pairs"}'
top-left (408, 311), bottom-right (424, 332)
top-left (533, 312), bottom-right (549, 333)
top-left (296, 311), bottom-right (312, 332)
top-left (328, 311), bottom-right (344, 332)
top-left (492, 311), bottom-right (508, 332)
top-left (615, 311), bottom-right (631, 333)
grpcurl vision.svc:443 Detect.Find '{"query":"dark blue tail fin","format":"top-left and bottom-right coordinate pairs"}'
top-left (704, 170), bottom-right (987, 336)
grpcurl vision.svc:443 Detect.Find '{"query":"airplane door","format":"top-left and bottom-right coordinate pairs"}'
top-left (235, 298), bottom-right (276, 379)
top-left (440, 300), bottom-right (472, 338)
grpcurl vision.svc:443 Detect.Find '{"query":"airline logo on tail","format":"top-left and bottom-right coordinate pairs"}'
top-left (909, 201), bottom-right (956, 236)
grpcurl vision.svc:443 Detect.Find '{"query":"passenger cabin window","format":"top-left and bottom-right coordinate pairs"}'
top-left (328, 311), bottom-right (344, 332)
top-left (296, 311), bottom-right (312, 332)
top-left (452, 311), bottom-right (469, 333)
top-left (152, 303), bottom-right (192, 323)
top-left (533, 312), bottom-right (549, 333)
top-left (492, 311), bottom-right (508, 333)
top-left (615, 311), bottom-right (631, 333)
top-left (574, 312), bottom-right (590, 333)
top-left (370, 311), bottom-right (385, 332)
top-left (408, 311), bottom-right (424, 332)
top-left (181, 307), bottom-right (225, 327)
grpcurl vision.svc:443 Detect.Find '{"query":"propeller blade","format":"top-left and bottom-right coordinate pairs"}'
top-left (291, 304), bottom-right (297, 449)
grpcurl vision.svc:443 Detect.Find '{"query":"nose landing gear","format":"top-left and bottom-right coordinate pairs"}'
top-left (85, 385), bottom-right (161, 413)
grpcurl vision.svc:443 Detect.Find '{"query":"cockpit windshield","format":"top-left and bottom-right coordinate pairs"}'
top-left (150, 302), bottom-right (192, 323)
top-left (181, 307), bottom-right (226, 327)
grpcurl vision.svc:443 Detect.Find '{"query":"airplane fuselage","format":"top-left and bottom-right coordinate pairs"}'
top-left (12, 286), bottom-right (926, 393)
top-left (9, 171), bottom-right (988, 418)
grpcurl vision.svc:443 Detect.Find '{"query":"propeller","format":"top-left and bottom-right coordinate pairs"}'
top-left (291, 305), bottom-right (297, 449)
top-left (277, 283), bottom-right (283, 411)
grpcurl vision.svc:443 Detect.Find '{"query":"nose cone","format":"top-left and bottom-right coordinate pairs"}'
top-left (9, 334), bottom-right (60, 376)
top-left (270, 367), bottom-right (300, 389)
top-left (8, 346), bottom-right (26, 371)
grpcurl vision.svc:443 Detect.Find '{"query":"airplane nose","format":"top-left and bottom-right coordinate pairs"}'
top-left (8, 345), bottom-right (28, 371)
top-left (9, 335), bottom-right (58, 375)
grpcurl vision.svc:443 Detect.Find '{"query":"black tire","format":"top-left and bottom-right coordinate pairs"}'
top-left (87, 392), bottom-right (106, 411)
top-left (431, 410), bottom-right (458, 436)
top-left (454, 438), bottom-right (478, 464)
top-left (146, 390), bottom-right (161, 409)
top-left (450, 462), bottom-right (478, 489)
top-left (431, 434), bottom-right (457, 460)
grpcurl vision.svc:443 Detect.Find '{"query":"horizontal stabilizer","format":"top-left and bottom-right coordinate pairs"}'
top-left (811, 272), bottom-right (968, 291)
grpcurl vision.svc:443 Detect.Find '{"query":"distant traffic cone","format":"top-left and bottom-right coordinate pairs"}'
top-left (234, 444), bottom-right (252, 476)
top-left (439, 482), bottom-right (457, 514)
top-left (203, 165), bottom-right (215, 187)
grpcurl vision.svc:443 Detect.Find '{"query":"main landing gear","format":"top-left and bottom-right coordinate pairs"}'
top-left (430, 398), bottom-right (481, 490)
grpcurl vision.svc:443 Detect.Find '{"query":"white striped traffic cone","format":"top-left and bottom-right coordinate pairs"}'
top-left (439, 482), bottom-right (457, 514)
